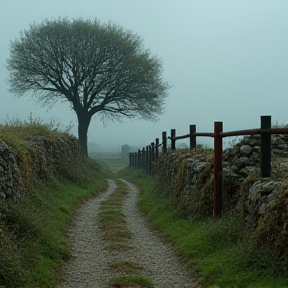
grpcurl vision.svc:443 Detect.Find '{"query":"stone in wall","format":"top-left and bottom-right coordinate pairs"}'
top-left (244, 178), bottom-right (281, 223)
top-left (0, 140), bottom-right (22, 200)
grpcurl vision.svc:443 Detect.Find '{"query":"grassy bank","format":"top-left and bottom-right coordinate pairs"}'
top-left (90, 152), bottom-right (129, 173)
top-left (118, 168), bottom-right (288, 288)
top-left (0, 120), bottom-right (108, 287)
top-left (0, 159), bottom-right (107, 288)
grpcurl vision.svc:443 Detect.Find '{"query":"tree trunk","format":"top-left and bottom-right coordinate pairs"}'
top-left (77, 112), bottom-right (92, 156)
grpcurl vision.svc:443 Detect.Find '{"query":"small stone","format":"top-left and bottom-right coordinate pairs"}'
top-left (262, 181), bottom-right (280, 192)
top-left (258, 202), bottom-right (267, 214)
top-left (250, 152), bottom-right (259, 163)
top-left (253, 146), bottom-right (261, 152)
top-left (240, 145), bottom-right (252, 155)
top-left (268, 191), bottom-right (278, 203)
top-left (239, 157), bottom-right (250, 166)
top-left (249, 181), bottom-right (262, 201)
top-left (239, 166), bottom-right (257, 176)
top-left (249, 139), bottom-right (260, 146)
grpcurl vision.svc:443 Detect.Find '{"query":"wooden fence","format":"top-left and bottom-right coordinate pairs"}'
top-left (129, 115), bottom-right (288, 218)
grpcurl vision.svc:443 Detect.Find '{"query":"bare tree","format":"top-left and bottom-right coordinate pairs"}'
top-left (7, 18), bottom-right (169, 155)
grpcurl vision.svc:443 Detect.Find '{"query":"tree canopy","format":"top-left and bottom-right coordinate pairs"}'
top-left (7, 18), bottom-right (169, 154)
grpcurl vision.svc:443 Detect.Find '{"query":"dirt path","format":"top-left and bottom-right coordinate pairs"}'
top-left (56, 179), bottom-right (200, 288)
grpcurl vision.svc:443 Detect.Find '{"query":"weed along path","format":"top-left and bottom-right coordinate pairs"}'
top-left (57, 179), bottom-right (200, 288)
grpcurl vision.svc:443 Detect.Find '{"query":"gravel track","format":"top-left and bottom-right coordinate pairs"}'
top-left (56, 179), bottom-right (200, 288)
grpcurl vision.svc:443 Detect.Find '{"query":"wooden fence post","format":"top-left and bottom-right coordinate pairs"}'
top-left (260, 115), bottom-right (271, 177)
top-left (190, 125), bottom-right (196, 150)
top-left (155, 138), bottom-right (159, 160)
top-left (149, 145), bottom-right (152, 174)
top-left (151, 142), bottom-right (155, 162)
top-left (213, 122), bottom-right (223, 218)
top-left (146, 146), bottom-right (149, 173)
top-left (162, 132), bottom-right (167, 154)
top-left (171, 129), bottom-right (176, 150)
top-left (151, 142), bottom-right (155, 174)
top-left (137, 149), bottom-right (141, 169)
top-left (131, 152), bottom-right (135, 167)
top-left (129, 152), bottom-right (132, 167)
top-left (142, 147), bottom-right (145, 170)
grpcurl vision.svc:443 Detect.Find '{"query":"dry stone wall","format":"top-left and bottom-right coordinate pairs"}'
top-left (155, 133), bottom-right (288, 260)
top-left (0, 141), bottom-right (22, 200)
top-left (156, 134), bottom-right (288, 219)
top-left (223, 134), bottom-right (288, 221)
top-left (0, 134), bottom-right (81, 201)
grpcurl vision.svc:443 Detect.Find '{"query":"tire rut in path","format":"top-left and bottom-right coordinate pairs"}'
top-left (119, 179), bottom-right (199, 288)
top-left (57, 179), bottom-right (200, 288)
top-left (56, 179), bottom-right (117, 287)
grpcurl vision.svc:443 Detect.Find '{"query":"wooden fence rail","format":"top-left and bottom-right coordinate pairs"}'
top-left (129, 115), bottom-right (288, 218)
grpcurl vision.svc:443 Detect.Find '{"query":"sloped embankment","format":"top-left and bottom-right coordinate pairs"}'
top-left (0, 123), bottom-right (106, 287)
top-left (0, 125), bottom-right (81, 200)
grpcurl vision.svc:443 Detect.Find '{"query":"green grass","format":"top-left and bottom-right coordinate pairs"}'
top-left (0, 170), bottom-right (107, 288)
top-left (108, 274), bottom-right (153, 288)
top-left (118, 168), bottom-right (288, 288)
top-left (0, 116), bottom-right (71, 153)
top-left (91, 152), bottom-right (129, 173)
top-left (99, 179), bottom-right (132, 248)
top-left (99, 178), bottom-right (153, 287)
top-left (0, 119), bottom-right (108, 287)
top-left (109, 259), bottom-right (144, 274)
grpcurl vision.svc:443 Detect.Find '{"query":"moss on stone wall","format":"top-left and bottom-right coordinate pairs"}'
top-left (0, 123), bottom-right (82, 200)
top-left (154, 135), bottom-right (288, 263)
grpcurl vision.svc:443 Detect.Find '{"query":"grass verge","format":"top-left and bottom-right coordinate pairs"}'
top-left (108, 274), bottom-right (153, 288)
top-left (90, 153), bottom-right (129, 173)
top-left (0, 159), bottom-right (107, 287)
top-left (99, 179), bottom-right (132, 251)
top-left (109, 259), bottom-right (144, 274)
top-left (99, 178), bottom-right (152, 287)
top-left (118, 168), bottom-right (288, 288)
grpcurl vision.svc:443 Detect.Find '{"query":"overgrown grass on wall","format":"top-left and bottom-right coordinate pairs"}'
top-left (0, 120), bottom-right (107, 287)
top-left (0, 117), bottom-right (77, 194)
top-left (118, 168), bottom-right (288, 288)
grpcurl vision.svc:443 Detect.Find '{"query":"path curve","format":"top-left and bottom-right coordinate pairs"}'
top-left (57, 179), bottom-right (200, 288)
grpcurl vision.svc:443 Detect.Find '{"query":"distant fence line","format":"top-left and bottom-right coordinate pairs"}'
top-left (129, 115), bottom-right (288, 218)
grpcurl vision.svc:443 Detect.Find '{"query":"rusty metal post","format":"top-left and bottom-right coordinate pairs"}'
top-left (162, 131), bottom-right (167, 154)
top-left (260, 115), bottom-right (271, 177)
top-left (171, 129), bottom-right (176, 150)
top-left (155, 138), bottom-right (159, 160)
top-left (190, 125), bottom-right (196, 150)
top-left (213, 122), bottom-right (223, 218)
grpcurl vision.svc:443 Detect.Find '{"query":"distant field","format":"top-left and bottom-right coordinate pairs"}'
top-left (90, 153), bottom-right (129, 173)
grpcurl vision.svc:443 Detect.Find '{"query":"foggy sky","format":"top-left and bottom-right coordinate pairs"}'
top-left (1, 0), bottom-right (288, 151)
